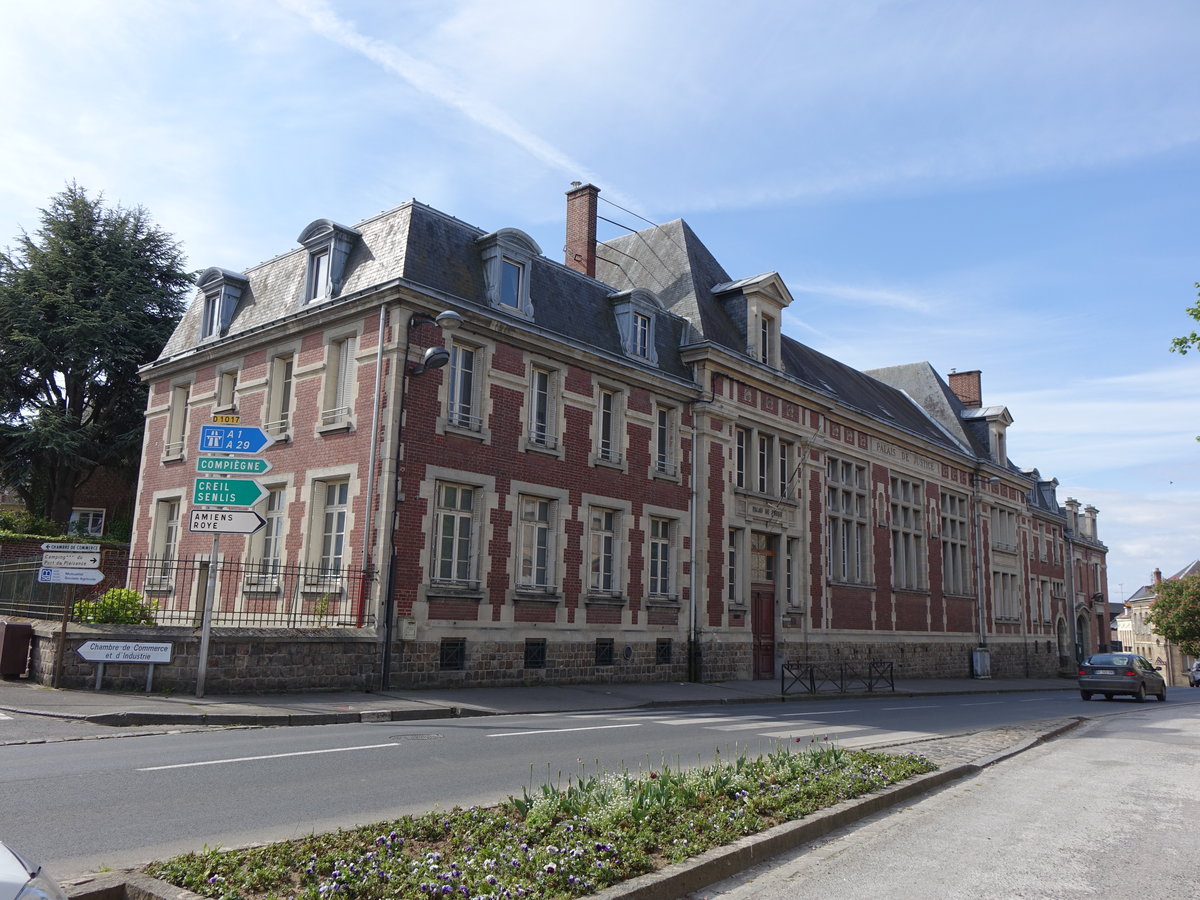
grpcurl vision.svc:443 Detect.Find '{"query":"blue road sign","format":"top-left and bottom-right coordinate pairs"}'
top-left (198, 424), bottom-right (275, 454)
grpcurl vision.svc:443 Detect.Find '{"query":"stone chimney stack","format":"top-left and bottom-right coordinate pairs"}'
top-left (948, 369), bottom-right (983, 409)
top-left (565, 182), bottom-right (599, 278)
top-left (1083, 505), bottom-right (1099, 540)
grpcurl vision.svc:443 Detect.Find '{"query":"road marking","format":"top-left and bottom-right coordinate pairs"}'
top-left (960, 701), bottom-right (1005, 706)
top-left (0, 712), bottom-right (10, 720)
top-left (881, 704), bottom-right (939, 710)
top-left (138, 742), bottom-right (402, 771)
top-left (488, 723), bottom-right (641, 738)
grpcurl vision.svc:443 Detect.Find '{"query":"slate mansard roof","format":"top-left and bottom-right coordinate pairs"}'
top-left (159, 197), bottom-right (1042, 478)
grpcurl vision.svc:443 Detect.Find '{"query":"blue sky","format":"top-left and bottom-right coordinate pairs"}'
top-left (2, 0), bottom-right (1198, 602)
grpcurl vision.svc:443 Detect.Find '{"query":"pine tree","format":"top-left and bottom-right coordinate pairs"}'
top-left (0, 183), bottom-right (192, 526)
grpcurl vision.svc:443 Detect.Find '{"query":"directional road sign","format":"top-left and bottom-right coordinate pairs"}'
top-left (192, 477), bottom-right (269, 507)
top-left (188, 509), bottom-right (268, 534)
top-left (198, 424), bottom-right (274, 454)
top-left (38, 567), bottom-right (105, 586)
top-left (41, 551), bottom-right (101, 569)
top-left (40, 542), bottom-right (100, 553)
top-left (196, 455), bottom-right (273, 475)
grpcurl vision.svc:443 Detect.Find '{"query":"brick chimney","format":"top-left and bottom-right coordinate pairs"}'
top-left (1153, 568), bottom-right (1162, 585)
top-left (948, 369), bottom-right (983, 409)
top-left (565, 182), bottom-right (599, 277)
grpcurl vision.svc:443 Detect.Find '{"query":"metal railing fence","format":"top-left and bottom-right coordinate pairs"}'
top-left (0, 554), bottom-right (373, 629)
top-left (782, 660), bottom-right (895, 695)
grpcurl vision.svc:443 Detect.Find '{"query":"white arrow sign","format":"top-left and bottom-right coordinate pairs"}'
top-left (188, 509), bottom-right (268, 534)
top-left (38, 567), bottom-right (106, 586)
top-left (42, 551), bottom-right (101, 569)
top-left (40, 542), bottom-right (100, 553)
top-left (76, 641), bottom-right (173, 664)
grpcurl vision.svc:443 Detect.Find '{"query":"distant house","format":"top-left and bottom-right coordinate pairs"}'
top-left (127, 184), bottom-right (1108, 691)
top-left (1117, 563), bottom-right (1198, 686)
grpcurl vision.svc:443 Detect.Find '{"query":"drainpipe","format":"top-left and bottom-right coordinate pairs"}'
top-left (687, 397), bottom-right (700, 682)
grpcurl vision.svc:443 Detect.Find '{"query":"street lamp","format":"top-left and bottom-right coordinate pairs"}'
top-left (380, 307), bottom-right (462, 689)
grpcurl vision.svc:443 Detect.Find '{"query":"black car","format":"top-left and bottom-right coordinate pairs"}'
top-left (1078, 653), bottom-right (1166, 702)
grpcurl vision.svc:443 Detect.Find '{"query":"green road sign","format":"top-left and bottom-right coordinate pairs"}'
top-left (192, 477), bottom-right (269, 507)
top-left (196, 456), bottom-right (273, 475)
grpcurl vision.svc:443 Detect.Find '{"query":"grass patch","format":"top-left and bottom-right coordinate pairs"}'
top-left (144, 741), bottom-right (935, 899)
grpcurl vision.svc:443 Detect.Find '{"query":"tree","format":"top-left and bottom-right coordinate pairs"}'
top-left (1168, 282), bottom-right (1200, 355)
top-left (0, 183), bottom-right (192, 526)
top-left (1146, 574), bottom-right (1200, 659)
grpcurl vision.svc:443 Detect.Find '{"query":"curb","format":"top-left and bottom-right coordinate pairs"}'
top-left (61, 719), bottom-right (1077, 900)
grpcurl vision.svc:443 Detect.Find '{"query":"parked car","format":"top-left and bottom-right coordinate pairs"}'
top-left (1188, 660), bottom-right (1200, 688)
top-left (1078, 652), bottom-right (1167, 702)
top-left (0, 842), bottom-right (67, 900)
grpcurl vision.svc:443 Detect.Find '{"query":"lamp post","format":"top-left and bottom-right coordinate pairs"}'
top-left (380, 308), bottom-right (462, 690)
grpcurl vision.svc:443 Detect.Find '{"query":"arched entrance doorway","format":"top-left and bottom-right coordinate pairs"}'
top-left (1056, 618), bottom-right (1069, 668)
top-left (1075, 612), bottom-right (1090, 662)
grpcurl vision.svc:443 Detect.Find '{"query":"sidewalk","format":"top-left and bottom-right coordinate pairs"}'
top-left (0, 673), bottom-right (1075, 728)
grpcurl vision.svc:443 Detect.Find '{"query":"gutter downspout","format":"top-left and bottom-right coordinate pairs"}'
top-left (687, 397), bottom-right (700, 682)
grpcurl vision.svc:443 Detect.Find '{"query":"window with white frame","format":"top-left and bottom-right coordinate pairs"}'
top-left (434, 482), bottom-right (477, 586)
top-left (516, 495), bottom-right (556, 593)
top-left (588, 507), bottom-right (619, 595)
top-left (527, 366), bottom-right (557, 448)
top-left (216, 370), bottom-right (237, 411)
top-left (315, 480), bottom-right (349, 578)
top-left (69, 508), bottom-right (105, 537)
top-left (250, 486), bottom-right (286, 582)
top-left (500, 259), bottom-right (524, 308)
top-left (266, 354), bottom-right (294, 437)
top-left (727, 528), bottom-right (741, 603)
top-left (648, 517), bottom-right (674, 598)
top-left (778, 440), bottom-right (794, 499)
top-left (827, 455), bottom-right (869, 584)
top-left (756, 434), bottom-right (773, 494)
top-left (785, 538), bottom-right (799, 608)
top-left (654, 404), bottom-right (676, 475)
top-left (991, 507), bottom-right (1018, 551)
top-left (940, 490), bottom-right (970, 595)
top-left (596, 388), bottom-right (623, 464)
top-left (890, 476), bottom-right (926, 590)
top-left (759, 313), bottom-right (777, 365)
top-left (164, 385), bottom-right (189, 459)
top-left (994, 570), bottom-right (1019, 620)
top-left (201, 292), bottom-right (221, 339)
top-left (633, 312), bottom-right (651, 358)
top-left (306, 249), bottom-right (331, 303)
top-left (321, 336), bottom-right (356, 428)
top-left (446, 342), bottom-right (482, 431)
top-left (734, 427), bottom-right (748, 489)
top-left (149, 499), bottom-right (180, 587)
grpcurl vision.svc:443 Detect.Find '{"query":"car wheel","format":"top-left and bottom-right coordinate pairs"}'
top-left (1134, 683), bottom-right (1146, 703)
top-left (1080, 690), bottom-right (1093, 701)
top-left (1104, 694), bottom-right (1113, 701)
top-left (1157, 687), bottom-right (1167, 701)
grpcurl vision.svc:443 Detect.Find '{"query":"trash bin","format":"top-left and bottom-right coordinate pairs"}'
top-left (0, 621), bottom-right (33, 677)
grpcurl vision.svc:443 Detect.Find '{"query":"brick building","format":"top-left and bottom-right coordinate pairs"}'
top-left (129, 184), bottom-right (1107, 689)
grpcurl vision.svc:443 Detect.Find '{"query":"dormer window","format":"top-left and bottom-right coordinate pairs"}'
top-left (297, 219), bottom-right (361, 306)
top-left (711, 272), bottom-right (793, 369)
top-left (477, 227), bottom-right (541, 317)
top-left (195, 268), bottom-right (248, 344)
top-left (608, 288), bottom-right (664, 365)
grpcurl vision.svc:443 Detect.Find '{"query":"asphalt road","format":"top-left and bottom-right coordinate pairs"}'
top-left (687, 701), bottom-right (1200, 899)
top-left (0, 690), bottom-right (1163, 880)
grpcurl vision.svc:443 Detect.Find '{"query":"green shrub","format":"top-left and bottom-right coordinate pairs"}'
top-left (0, 509), bottom-right (63, 537)
top-left (75, 588), bottom-right (158, 625)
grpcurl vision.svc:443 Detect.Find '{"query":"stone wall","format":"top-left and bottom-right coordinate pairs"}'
top-left (23, 620), bottom-right (378, 693)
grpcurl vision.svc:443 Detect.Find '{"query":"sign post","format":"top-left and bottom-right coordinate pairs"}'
top-left (194, 420), bottom-right (273, 698)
